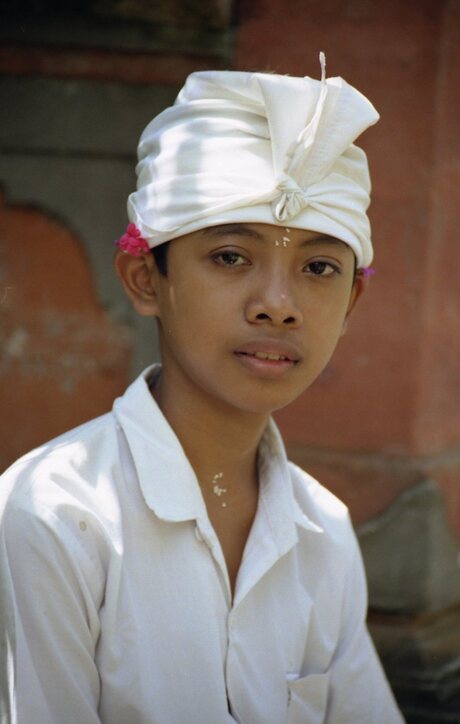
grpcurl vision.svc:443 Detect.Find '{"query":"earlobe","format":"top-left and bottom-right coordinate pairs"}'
top-left (114, 250), bottom-right (161, 317)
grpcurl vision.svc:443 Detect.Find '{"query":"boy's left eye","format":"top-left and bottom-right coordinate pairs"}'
top-left (305, 261), bottom-right (339, 277)
top-left (212, 250), bottom-right (249, 267)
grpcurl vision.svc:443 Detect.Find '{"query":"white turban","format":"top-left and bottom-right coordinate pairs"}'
top-left (127, 56), bottom-right (379, 267)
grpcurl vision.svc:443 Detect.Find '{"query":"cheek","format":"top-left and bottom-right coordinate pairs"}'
top-left (306, 293), bottom-right (351, 350)
top-left (161, 291), bottom-right (223, 351)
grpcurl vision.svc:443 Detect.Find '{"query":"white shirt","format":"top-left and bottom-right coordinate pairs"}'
top-left (0, 366), bottom-right (404, 724)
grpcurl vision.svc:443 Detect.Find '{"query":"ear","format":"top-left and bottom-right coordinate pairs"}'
top-left (114, 249), bottom-right (161, 317)
top-left (341, 272), bottom-right (369, 336)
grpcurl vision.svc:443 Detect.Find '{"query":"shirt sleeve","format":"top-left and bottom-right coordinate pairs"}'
top-left (0, 493), bottom-right (104, 724)
top-left (326, 536), bottom-right (406, 723)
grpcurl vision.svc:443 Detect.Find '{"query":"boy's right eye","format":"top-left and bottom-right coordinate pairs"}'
top-left (211, 250), bottom-right (249, 267)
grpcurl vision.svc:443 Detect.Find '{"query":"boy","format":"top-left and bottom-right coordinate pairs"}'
top-left (0, 58), bottom-right (405, 722)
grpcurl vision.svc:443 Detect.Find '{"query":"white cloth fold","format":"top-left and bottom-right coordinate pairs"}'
top-left (273, 173), bottom-right (315, 221)
top-left (128, 62), bottom-right (379, 267)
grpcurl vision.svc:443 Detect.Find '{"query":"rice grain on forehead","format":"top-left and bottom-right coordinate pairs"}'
top-left (126, 54), bottom-right (379, 269)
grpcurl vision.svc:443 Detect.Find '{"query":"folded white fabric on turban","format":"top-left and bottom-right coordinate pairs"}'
top-left (127, 56), bottom-right (379, 267)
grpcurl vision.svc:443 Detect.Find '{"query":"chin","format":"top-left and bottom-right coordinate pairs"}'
top-left (226, 387), bottom-right (307, 417)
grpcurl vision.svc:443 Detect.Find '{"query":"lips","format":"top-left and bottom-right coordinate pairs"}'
top-left (251, 351), bottom-right (290, 361)
top-left (234, 339), bottom-right (301, 365)
top-left (238, 350), bottom-right (294, 363)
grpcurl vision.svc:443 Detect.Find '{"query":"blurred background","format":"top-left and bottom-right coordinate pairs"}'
top-left (1, 0), bottom-right (459, 719)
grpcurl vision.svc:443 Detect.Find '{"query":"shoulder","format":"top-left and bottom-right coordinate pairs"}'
top-left (0, 413), bottom-right (121, 558)
top-left (288, 460), bottom-right (356, 550)
top-left (1, 413), bottom-right (117, 493)
top-left (2, 411), bottom-right (117, 477)
top-left (287, 461), bottom-right (368, 615)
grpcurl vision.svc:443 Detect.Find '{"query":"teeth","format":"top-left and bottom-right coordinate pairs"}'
top-left (253, 352), bottom-right (286, 361)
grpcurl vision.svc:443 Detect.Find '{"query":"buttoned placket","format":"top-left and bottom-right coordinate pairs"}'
top-left (195, 517), bottom-right (232, 607)
top-left (194, 514), bottom-right (241, 719)
top-left (193, 498), bottom-right (298, 724)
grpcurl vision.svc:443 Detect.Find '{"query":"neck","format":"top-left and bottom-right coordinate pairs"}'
top-left (151, 367), bottom-right (269, 494)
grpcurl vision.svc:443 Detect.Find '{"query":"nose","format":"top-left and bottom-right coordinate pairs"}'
top-left (245, 272), bottom-right (303, 328)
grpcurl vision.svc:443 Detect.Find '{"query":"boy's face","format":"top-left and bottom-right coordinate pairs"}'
top-left (119, 223), bottom-right (364, 417)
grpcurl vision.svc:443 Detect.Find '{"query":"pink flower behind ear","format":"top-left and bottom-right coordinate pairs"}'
top-left (360, 267), bottom-right (375, 279)
top-left (115, 224), bottom-right (149, 257)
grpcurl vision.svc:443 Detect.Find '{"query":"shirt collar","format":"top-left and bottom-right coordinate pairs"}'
top-left (114, 365), bottom-right (323, 536)
top-left (113, 365), bottom-right (207, 522)
top-left (258, 418), bottom-right (323, 542)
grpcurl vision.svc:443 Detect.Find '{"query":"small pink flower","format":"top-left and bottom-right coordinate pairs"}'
top-left (115, 223), bottom-right (149, 257)
top-left (360, 267), bottom-right (375, 279)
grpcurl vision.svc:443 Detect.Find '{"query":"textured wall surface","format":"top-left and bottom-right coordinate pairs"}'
top-left (0, 200), bottom-right (133, 466)
top-left (0, 77), bottom-right (176, 466)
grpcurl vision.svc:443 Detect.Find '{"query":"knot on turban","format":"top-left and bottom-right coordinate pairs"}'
top-left (127, 59), bottom-right (379, 267)
top-left (273, 174), bottom-right (312, 222)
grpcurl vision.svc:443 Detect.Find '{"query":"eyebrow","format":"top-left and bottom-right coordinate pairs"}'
top-left (202, 224), bottom-right (347, 249)
top-left (301, 236), bottom-right (348, 250)
top-left (202, 224), bottom-right (265, 240)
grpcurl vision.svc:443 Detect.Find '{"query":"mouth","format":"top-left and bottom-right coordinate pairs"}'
top-left (237, 351), bottom-right (295, 363)
top-left (233, 341), bottom-right (301, 378)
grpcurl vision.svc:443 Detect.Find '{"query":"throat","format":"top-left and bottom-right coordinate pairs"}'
top-left (149, 366), bottom-right (265, 594)
top-left (203, 469), bottom-right (260, 596)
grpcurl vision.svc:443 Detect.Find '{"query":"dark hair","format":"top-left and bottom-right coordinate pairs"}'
top-left (152, 241), bottom-right (170, 276)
